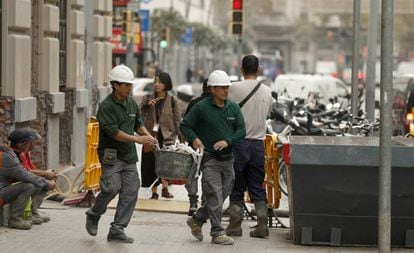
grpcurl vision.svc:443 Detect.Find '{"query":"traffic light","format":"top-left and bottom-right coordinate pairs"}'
top-left (122, 10), bottom-right (132, 43)
top-left (231, 0), bottom-right (243, 35)
top-left (160, 27), bottom-right (170, 48)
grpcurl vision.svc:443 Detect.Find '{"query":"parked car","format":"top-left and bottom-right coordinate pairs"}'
top-left (392, 75), bottom-right (414, 135)
top-left (154, 83), bottom-right (202, 117)
top-left (396, 61), bottom-right (414, 77)
top-left (372, 74), bottom-right (414, 135)
top-left (172, 83), bottom-right (203, 102)
top-left (315, 61), bottom-right (337, 76)
top-left (132, 78), bottom-right (154, 104)
top-left (270, 74), bottom-right (350, 105)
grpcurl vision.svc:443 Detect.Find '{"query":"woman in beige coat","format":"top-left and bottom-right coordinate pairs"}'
top-left (140, 72), bottom-right (183, 199)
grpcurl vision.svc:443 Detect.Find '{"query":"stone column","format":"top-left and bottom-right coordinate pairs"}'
top-left (93, 0), bottom-right (113, 105)
top-left (2, 0), bottom-right (37, 123)
top-left (34, 0), bottom-right (65, 170)
top-left (67, 0), bottom-right (87, 166)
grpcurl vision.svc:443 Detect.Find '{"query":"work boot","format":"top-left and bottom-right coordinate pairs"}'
top-left (211, 234), bottom-right (235, 245)
top-left (9, 187), bottom-right (34, 230)
top-left (225, 204), bottom-right (243, 236)
top-left (107, 231), bottom-right (134, 243)
top-left (250, 200), bottom-right (269, 238)
top-left (26, 213), bottom-right (43, 225)
top-left (8, 217), bottom-right (32, 230)
top-left (85, 209), bottom-right (101, 236)
top-left (31, 191), bottom-right (50, 223)
top-left (162, 187), bottom-right (174, 198)
top-left (186, 217), bottom-right (203, 241)
top-left (188, 200), bottom-right (197, 216)
top-left (32, 211), bottom-right (51, 223)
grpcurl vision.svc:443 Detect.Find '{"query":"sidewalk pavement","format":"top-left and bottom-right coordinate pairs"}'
top-left (0, 199), bottom-right (412, 253)
top-left (0, 146), bottom-right (410, 252)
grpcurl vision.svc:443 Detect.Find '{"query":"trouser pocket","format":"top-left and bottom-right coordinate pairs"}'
top-left (102, 148), bottom-right (117, 165)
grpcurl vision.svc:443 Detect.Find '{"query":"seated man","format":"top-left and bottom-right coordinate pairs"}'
top-left (9, 127), bottom-right (57, 224)
top-left (0, 128), bottom-right (56, 229)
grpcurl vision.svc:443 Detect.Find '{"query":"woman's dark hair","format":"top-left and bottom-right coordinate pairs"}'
top-left (155, 72), bottom-right (173, 91)
top-left (242, 55), bottom-right (259, 75)
top-left (202, 78), bottom-right (209, 93)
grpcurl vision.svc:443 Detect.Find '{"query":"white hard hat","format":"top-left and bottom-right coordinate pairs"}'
top-left (207, 70), bottom-right (232, 87)
top-left (176, 84), bottom-right (194, 96)
top-left (108, 65), bottom-right (134, 84)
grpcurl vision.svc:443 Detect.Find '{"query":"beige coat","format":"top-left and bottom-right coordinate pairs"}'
top-left (140, 94), bottom-right (183, 145)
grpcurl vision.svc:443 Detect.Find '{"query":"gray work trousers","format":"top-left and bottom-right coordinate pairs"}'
top-left (0, 182), bottom-right (46, 218)
top-left (193, 157), bottom-right (234, 236)
top-left (185, 170), bottom-right (199, 203)
top-left (89, 159), bottom-right (140, 235)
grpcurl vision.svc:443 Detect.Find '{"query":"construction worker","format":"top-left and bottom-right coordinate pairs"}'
top-left (180, 70), bottom-right (246, 245)
top-left (226, 55), bottom-right (273, 238)
top-left (9, 127), bottom-right (57, 224)
top-left (183, 78), bottom-right (210, 216)
top-left (85, 65), bottom-right (157, 243)
top-left (0, 128), bottom-right (56, 230)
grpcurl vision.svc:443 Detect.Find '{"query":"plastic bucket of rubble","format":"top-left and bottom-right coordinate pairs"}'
top-left (154, 144), bottom-right (196, 181)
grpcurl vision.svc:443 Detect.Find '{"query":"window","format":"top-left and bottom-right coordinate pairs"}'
top-left (58, 0), bottom-right (67, 86)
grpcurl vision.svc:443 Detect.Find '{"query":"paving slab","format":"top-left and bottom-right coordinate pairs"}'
top-left (0, 200), bottom-right (411, 253)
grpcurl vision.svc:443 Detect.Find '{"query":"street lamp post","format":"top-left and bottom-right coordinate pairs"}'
top-left (237, 36), bottom-right (242, 80)
top-left (378, 0), bottom-right (394, 251)
top-left (351, 0), bottom-right (361, 118)
top-left (126, 0), bottom-right (140, 72)
top-left (366, 0), bottom-right (380, 122)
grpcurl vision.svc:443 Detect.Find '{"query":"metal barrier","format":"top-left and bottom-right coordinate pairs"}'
top-left (264, 134), bottom-right (281, 209)
top-left (84, 117), bottom-right (101, 191)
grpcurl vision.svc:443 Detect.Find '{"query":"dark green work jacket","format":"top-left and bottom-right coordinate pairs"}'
top-left (180, 96), bottom-right (246, 158)
top-left (97, 94), bottom-right (143, 163)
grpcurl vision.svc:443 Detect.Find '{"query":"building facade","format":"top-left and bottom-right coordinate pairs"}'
top-left (0, 0), bottom-right (112, 178)
top-left (247, 0), bottom-right (414, 74)
top-left (137, 0), bottom-right (215, 84)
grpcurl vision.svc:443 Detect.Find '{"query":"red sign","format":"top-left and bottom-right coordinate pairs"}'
top-left (113, 0), bottom-right (129, 6)
top-left (111, 27), bottom-right (142, 54)
top-left (111, 27), bottom-right (127, 54)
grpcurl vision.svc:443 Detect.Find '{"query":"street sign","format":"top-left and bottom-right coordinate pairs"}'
top-left (181, 27), bottom-right (192, 45)
top-left (139, 9), bottom-right (150, 32)
top-left (128, 2), bottom-right (139, 12)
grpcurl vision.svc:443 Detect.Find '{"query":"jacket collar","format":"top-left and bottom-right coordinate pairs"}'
top-left (110, 93), bottom-right (129, 108)
top-left (208, 96), bottom-right (230, 108)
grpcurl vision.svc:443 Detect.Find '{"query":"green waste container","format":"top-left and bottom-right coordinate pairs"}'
top-left (282, 136), bottom-right (414, 247)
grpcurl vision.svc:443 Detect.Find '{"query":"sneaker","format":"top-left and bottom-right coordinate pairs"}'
top-left (186, 217), bottom-right (203, 241)
top-left (211, 234), bottom-right (235, 245)
top-left (107, 232), bottom-right (134, 243)
top-left (85, 210), bottom-right (100, 236)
